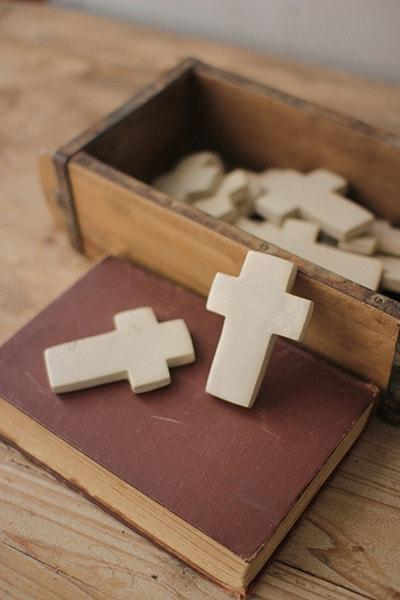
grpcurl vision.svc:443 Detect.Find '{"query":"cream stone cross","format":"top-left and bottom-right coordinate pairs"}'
top-left (371, 220), bottom-right (400, 256)
top-left (194, 169), bottom-right (250, 222)
top-left (153, 151), bottom-right (223, 202)
top-left (206, 251), bottom-right (314, 408)
top-left (376, 254), bottom-right (400, 293)
top-left (338, 234), bottom-right (378, 256)
top-left (237, 217), bottom-right (382, 290)
top-left (45, 307), bottom-right (195, 394)
top-left (256, 168), bottom-right (373, 241)
top-left (340, 221), bottom-right (400, 260)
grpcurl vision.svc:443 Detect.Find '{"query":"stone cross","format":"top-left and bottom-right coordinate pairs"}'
top-left (371, 220), bottom-right (400, 256)
top-left (45, 307), bottom-right (195, 394)
top-left (194, 169), bottom-right (250, 222)
top-left (255, 168), bottom-right (373, 241)
top-left (206, 251), bottom-right (314, 408)
top-left (237, 217), bottom-right (382, 290)
top-left (153, 151), bottom-right (222, 202)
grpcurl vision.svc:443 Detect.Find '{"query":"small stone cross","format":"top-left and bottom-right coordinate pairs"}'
top-left (256, 168), bottom-right (373, 241)
top-left (45, 307), bottom-right (195, 394)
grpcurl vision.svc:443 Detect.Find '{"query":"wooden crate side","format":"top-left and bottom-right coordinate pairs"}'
top-left (68, 153), bottom-right (400, 393)
top-left (59, 57), bottom-right (199, 162)
top-left (86, 69), bottom-right (195, 182)
top-left (45, 58), bottom-right (198, 251)
top-left (38, 153), bottom-right (65, 229)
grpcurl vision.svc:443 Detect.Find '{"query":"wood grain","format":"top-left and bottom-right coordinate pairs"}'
top-left (1, 1), bottom-right (400, 598)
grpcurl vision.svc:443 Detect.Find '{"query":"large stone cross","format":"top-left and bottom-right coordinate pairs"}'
top-left (256, 168), bottom-right (373, 241)
top-left (206, 251), bottom-right (314, 408)
top-left (153, 151), bottom-right (222, 202)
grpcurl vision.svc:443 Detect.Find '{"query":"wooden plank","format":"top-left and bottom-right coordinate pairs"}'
top-left (0, 543), bottom-right (366, 600)
top-left (257, 564), bottom-right (370, 600)
top-left (0, 542), bottom-right (105, 600)
top-left (278, 418), bottom-right (400, 599)
top-left (68, 154), bottom-right (399, 390)
top-left (2, 2), bottom-right (400, 137)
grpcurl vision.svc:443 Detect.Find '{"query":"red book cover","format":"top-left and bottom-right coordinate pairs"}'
top-left (0, 257), bottom-right (378, 594)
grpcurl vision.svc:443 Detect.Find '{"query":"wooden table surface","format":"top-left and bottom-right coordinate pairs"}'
top-left (1, 2), bottom-right (400, 598)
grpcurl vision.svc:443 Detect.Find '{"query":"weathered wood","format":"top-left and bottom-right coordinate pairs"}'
top-left (277, 418), bottom-right (400, 599)
top-left (2, 2), bottom-right (400, 598)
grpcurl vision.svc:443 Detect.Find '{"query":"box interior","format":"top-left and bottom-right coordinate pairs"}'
top-left (85, 65), bottom-right (400, 224)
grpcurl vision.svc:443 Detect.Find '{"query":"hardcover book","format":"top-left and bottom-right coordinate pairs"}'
top-left (0, 257), bottom-right (378, 596)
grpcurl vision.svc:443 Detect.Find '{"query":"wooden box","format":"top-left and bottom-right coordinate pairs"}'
top-left (39, 58), bottom-right (400, 424)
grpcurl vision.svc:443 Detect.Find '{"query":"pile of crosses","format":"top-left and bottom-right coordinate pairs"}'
top-left (153, 151), bottom-right (400, 293)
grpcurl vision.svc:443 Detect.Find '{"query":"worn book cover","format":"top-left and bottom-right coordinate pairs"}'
top-left (0, 257), bottom-right (378, 595)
